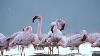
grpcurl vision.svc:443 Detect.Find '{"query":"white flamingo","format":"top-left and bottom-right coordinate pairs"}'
top-left (9, 26), bottom-right (38, 56)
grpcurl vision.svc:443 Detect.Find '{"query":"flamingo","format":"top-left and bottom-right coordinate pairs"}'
top-left (9, 26), bottom-right (38, 56)
top-left (86, 32), bottom-right (100, 47)
top-left (32, 16), bottom-right (49, 50)
top-left (58, 30), bottom-right (87, 53)
top-left (0, 33), bottom-right (12, 56)
top-left (47, 19), bottom-right (66, 55)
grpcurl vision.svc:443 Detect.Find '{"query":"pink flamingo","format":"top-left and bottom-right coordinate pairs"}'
top-left (47, 19), bottom-right (66, 55)
top-left (0, 33), bottom-right (13, 56)
top-left (86, 32), bottom-right (100, 47)
top-left (58, 30), bottom-right (87, 53)
top-left (9, 26), bottom-right (37, 56)
top-left (77, 30), bottom-right (100, 48)
top-left (32, 16), bottom-right (49, 50)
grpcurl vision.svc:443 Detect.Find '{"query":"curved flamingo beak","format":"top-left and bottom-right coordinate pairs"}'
top-left (32, 16), bottom-right (39, 23)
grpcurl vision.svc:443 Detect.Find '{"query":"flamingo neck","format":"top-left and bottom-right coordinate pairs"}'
top-left (37, 18), bottom-right (42, 37)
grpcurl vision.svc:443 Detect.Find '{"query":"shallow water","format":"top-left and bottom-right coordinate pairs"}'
top-left (1, 43), bottom-right (100, 56)
top-left (1, 53), bottom-right (100, 56)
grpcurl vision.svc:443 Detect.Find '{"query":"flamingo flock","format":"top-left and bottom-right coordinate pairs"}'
top-left (0, 16), bottom-right (100, 56)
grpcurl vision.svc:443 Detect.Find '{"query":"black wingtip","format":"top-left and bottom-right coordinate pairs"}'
top-left (32, 16), bottom-right (38, 23)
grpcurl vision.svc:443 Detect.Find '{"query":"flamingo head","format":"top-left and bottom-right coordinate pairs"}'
top-left (56, 19), bottom-right (65, 31)
top-left (50, 19), bottom-right (65, 33)
top-left (22, 26), bottom-right (33, 33)
top-left (32, 16), bottom-right (42, 23)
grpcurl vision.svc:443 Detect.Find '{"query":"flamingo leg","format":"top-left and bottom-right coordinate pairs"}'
top-left (20, 46), bottom-right (25, 56)
top-left (58, 46), bottom-right (59, 55)
top-left (19, 46), bottom-right (21, 56)
top-left (18, 45), bottom-right (20, 51)
top-left (24, 51), bottom-right (25, 56)
top-left (22, 46), bottom-right (25, 56)
top-left (78, 47), bottom-right (79, 54)
top-left (23, 47), bottom-right (25, 56)
top-left (48, 47), bottom-right (49, 54)
top-left (52, 47), bottom-right (53, 54)
top-left (51, 46), bottom-right (53, 55)
top-left (49, 46), bottom-right (51, 55)
top-left (47, 45), bottom-right (49, 54)
top-left (20, 47), bottom-right (22, 56)
top-left (1, 50), bottom-right (3, 56)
